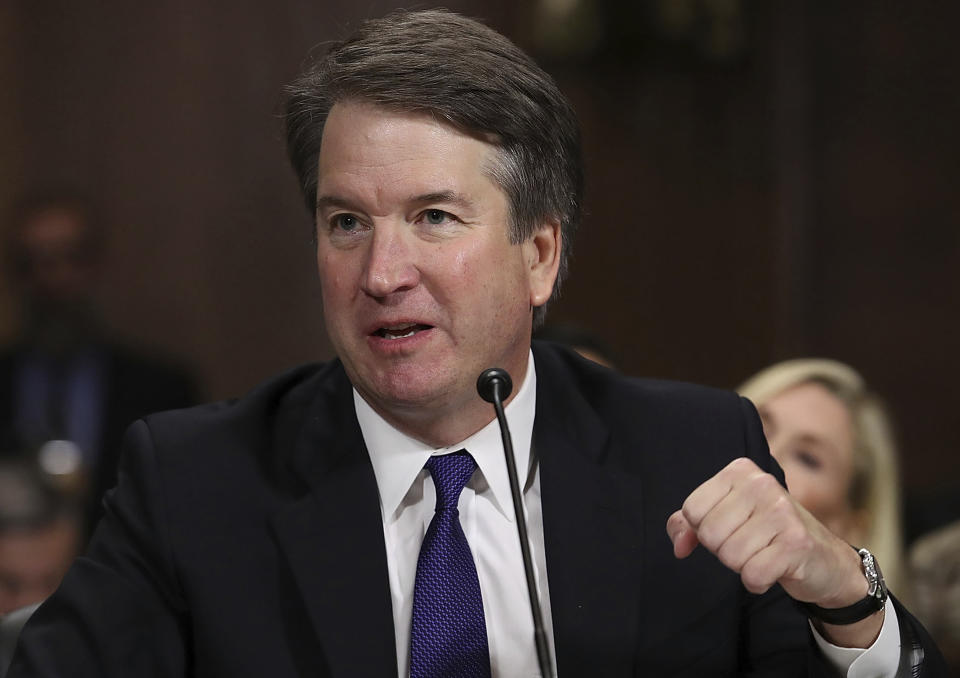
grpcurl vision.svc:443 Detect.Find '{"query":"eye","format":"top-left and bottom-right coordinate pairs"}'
top-left (421, 209), bottom-right (452, 225)
top-left (333, 214), bottom-right (361, 232)
top-left (795, 450), bottom-right (822, 470)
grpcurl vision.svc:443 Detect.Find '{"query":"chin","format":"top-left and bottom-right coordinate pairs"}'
top-left (364, 365), bottom-right (463, 412)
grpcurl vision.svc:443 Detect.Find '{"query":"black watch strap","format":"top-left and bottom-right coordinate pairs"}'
top-left (798, 546), bottom-right (888, 625)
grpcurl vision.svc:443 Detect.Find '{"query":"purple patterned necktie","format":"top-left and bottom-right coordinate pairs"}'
top-left (410, 450), bottom-right (491, 678)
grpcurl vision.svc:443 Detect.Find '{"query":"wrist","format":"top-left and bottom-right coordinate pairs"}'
top-left (817, 545), bottom-right (871, 608)
top-left (799, 546), bottom-right (888, 626)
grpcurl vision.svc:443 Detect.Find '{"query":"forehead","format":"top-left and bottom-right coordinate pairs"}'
top-left (19, 208), bottom-right (88, 247)
top-left (317, 101), bottom-right (502, 198)
top-left (763, 381), bottom-right (854, 445)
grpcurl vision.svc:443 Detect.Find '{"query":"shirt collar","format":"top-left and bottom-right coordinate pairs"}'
top-left (355, 350), bottom-right (537, 523)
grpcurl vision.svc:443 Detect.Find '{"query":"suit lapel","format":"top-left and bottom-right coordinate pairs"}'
top-left (270, 364), bottom-right (397, 677)
top-left (534, 346), bottom-right (643, 676)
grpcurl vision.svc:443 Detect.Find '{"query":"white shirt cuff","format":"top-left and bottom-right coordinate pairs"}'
top-left (810, 597), bottom-right (900, 678)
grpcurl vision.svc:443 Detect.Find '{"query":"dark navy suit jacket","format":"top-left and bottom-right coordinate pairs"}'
top-left (7, 343), bottom-right (945, 676)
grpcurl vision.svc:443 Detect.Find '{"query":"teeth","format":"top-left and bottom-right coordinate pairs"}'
top-left (380, 324), bottom-right (419, 339)
top-left (384, 329), bottom-right (416, 340)
top-left (377, 323), bottom-right (431, 340)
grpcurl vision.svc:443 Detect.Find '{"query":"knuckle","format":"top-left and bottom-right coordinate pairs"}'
top-left (741, 563), bottom-right (773, 595)
top-left (750, 471), bottom-right (780, 495)
top-left (782, 524), bottom-right (814, 553)
top-left (717, 542), bottom-right (746, 572)
top-left (770, 494), bottom-right (795, 519)
top-left (681, 500), bottom-right (701, 527)
top-left (728, 457), bottom-right (755, 475)
top-left (697, 518), bottom-right (728, 553)
top-left (797, 530), bottom-right (816, 554)
top-left (696, 522), bottom-right (716, 549)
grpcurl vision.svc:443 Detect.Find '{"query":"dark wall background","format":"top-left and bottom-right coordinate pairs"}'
top-left (2, 1), bottom-right (957, 496)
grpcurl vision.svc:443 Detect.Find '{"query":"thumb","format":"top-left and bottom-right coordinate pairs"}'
top-left (666, 510), bottom-right (699, 559)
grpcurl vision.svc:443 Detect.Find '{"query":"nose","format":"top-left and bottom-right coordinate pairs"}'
top-left (360, 223), bottom-right (420, 298)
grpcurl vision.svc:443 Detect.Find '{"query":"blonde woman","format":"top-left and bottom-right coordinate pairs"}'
top-left (738, 359), bottom-right (906, 596)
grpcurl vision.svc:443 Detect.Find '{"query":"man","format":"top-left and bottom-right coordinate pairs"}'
top-left (0, 459), bottom-right (83, 676)
top-left (0, 194), bottom-right (197, 535)
top-left (7, 9), bottom-right (945, 677)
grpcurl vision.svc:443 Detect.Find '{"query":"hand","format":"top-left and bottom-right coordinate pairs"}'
top-left (665, 458), bottom-right (883, 647)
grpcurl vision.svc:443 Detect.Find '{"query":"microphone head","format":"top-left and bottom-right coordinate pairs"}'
top-left (477, 368), bottom-right (513, 403)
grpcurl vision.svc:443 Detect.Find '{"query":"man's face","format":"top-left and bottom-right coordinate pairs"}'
top-left (315, 101), bottom-right (559, 444)
top-left (16, 208), bottom-right (97, 306)
top-left (0, 520), bottom-right (79, 614)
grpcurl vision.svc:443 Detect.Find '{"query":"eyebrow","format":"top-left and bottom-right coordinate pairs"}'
top-left (410, 191), bottom-right (473, 209)
top-left (315, 195), bottom-right (358, 214)
top-left (794, 432), bottom-right (838, 452)
top-left (315, 190), bottom-right (475, 214)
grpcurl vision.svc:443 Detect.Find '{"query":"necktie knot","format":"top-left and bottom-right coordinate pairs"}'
top-left (425, 450), bottom-right (477, 511)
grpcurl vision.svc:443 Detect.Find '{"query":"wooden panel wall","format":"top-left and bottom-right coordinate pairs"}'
top-left (2, 1), bottom-right (958, 496)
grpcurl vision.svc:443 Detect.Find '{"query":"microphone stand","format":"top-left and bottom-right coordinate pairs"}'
top-left (477, 368), bottom-right (554, 678)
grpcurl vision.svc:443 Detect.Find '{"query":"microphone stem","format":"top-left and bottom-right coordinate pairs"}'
top-left (492, 381), bottom-right (554, 678)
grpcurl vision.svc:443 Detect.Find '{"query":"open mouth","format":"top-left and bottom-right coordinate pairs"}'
top-left (374, 323), bottom-right (433, 340)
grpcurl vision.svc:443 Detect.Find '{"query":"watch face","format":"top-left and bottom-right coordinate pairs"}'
top-left (860, 548), bottom-right (887, 602)
top-left (874, 573), bottom-right (888, 602)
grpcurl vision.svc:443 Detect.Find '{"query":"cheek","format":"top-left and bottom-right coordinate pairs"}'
top-left (780, 462), bottom-right (813, 502)
top-left (448, 237), bottom-right (488, 277)
top-left (317, 254), bottom-right (353, 297)
top-left (430, 240), bottom-right (498, 303)
top-left (781, 462), bottom-right (847, 519)
top-left (779, 461), bottom-right (823, 505)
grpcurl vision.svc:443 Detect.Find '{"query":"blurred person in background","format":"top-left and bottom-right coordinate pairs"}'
top-left (0, 192), bottom-right (198, 536)
top-left (909, 519), bottom-right (960, 672)
top-left (738, 359), bottom-right (906, 596)
top-left (0, 457), bottom-right (83, 676)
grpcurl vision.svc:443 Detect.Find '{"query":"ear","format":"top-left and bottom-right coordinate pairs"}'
top-left (522, 219), bottom-right (562, 308)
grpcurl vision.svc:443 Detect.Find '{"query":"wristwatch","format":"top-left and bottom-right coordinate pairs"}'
top-left (799, 546), bottom-right (888, 625)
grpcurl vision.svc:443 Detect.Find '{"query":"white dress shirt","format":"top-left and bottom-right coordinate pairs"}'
top-left (356, 352), bottom-right (553, 678)
top-left (354, 351), bottom-right (899, 677)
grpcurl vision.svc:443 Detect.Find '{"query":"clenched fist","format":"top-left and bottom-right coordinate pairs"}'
top-left (666, 457), bottom-right (884, 648)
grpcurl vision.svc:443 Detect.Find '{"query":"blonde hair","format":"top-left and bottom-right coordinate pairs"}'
top-left (738, 359), bottom-right (906, 595)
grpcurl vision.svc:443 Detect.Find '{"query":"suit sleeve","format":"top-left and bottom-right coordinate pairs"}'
top-left (888, 592), bottom-right (949, 677)
top-left (729, 395), bottom-right (828, 676)
top-left (7, 420), bottom-right (189, 677)
top-left (736, 397), bottom-right (950, 678)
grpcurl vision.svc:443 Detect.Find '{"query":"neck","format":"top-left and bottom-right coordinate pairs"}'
top-left (378, 402), bottom-right (502, 448)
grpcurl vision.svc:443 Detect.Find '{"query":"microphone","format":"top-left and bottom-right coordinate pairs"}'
top-left (476, 367), bottom-right (512, 405)
top-left (476, 368), bottom-right (554, 678)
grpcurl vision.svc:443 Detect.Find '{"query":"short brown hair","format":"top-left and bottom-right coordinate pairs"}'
top-left (282, 9), bottom-right (583, 325)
